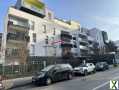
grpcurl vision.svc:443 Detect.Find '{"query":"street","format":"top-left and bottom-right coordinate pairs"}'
top-left (11, 67), bottom-right (119, 90)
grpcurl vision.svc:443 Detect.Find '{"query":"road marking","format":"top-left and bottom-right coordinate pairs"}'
top-left (92, 75), bottom-right (119, 90)
top-left (92, 81), bottom-right (109, 90)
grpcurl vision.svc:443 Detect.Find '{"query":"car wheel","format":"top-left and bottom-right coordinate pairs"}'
top-left (46, 78), bottom-right (52, 85)
top-left (68, 73), bottom-right (73, 80)
top-left (84, 70), bottom-right (88, 76)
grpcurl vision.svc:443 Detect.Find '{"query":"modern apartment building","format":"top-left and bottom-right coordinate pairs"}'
top-left (89, 28), bottom-right (105, 54)
top-left (1, 0), bottom-right (108, 65)
top-left (1, 0), bottom-right (81, 65)
top-left (1, 10), bottom-right (30, 65)
top-left (71, 27), bottom-right (96, 57)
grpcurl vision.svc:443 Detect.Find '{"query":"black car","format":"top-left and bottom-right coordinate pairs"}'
top-left (32, 64), bottom-right (73, 85)
top-left (95, 62), bottom-right (109, 71)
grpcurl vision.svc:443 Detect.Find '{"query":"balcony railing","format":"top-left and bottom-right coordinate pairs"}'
top-left (61, 34), bottom-right (72, 39)
top-left (79, 32), bottom-right (87, 37)
top-left (88, 36), bottom-right (94, 41)
top-left (7, 33), bottom-right (30, 43)
top-left (8, 21), bottom-right (29, 31)
top-left (80, 45), bottom-right (88, 50)
top-left (61, 37), bottom-right (71, 42)
top-left (89, 44), bottom-right (93, 48)
top-left (79, 38), bottom-right (89, 44)
top-left (61, 43), bottom-right (73, 48)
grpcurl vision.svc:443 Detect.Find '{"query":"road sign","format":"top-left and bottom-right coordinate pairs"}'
top-left (51, 40), bottom-right (65, 45)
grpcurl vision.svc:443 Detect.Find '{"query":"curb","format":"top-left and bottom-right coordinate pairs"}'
top-left (2, 77), bottom-right (32, 90)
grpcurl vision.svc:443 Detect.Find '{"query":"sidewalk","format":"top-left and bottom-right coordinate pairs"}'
top-left (2, 77), bottom-right (32, 90)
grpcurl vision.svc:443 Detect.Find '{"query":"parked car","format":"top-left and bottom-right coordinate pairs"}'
top-left (32, 64), bottom-right (73, 85)
top-left (74, 63), bottom-right (96, 76)
top-left (95, 62), bottom-right (109, 71)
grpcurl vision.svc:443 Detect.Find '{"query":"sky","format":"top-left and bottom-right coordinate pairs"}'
top-left (0, 0), bottom-right (119, 41)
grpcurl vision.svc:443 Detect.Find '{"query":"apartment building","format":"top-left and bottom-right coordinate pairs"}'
top-left (89, 28), bottom-right (105, 54)
top-left (1, 0), bottom-right (81, 65)
top-left (1, 0), bottom-right (108, 65)
top-left (1, 10), bottom-right (30, 65)
top-left (71, 27), bottom-right (95, 57)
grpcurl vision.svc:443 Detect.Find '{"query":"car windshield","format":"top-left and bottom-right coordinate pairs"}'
top-left (41, 65), bottom-right (54, 72)
top-left (80, 64), bottom-right (87, 67)
top-left (96, 62), bottom-right (104, 65)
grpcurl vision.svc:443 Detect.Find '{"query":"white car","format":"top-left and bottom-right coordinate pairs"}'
top-left (74, 63), bottom-right (96, 75)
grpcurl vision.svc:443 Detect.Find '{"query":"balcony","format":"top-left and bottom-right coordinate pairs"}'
top-left (88, 36), bottom-right (94, 41)
top-left (8, 21), bottom-right (29, 32)
top-left (7, 33), bottom-right (30, 43)
top-left (61, 34), bottom-right (72, 39)
top-left (89, 44), bottom-right (93, 48)
top-left (61, 31), bottom-right (72, 39)
top-left (61, 43), bottom-right (73, 48)
top-left (79, 37), bottom-right (88, 44)
top-left (61, 37), bottom-right (71, 42)
top-left (79, 32), bottom-right (87, 37)
top-left (80, 45), bottom-right (88, 50)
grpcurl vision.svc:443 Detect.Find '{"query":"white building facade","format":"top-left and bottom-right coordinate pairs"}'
top-left (1, 0), bottom-right (108, 65)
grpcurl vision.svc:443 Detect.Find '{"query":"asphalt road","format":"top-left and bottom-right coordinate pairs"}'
top-left (11, 67), bottom-right (119, 90)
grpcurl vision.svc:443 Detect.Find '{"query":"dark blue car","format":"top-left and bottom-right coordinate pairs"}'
top-left (32, 64), bottom-right (73, 85)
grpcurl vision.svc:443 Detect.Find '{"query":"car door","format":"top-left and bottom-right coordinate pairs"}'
top-left (52, 66), bottom-right (62, 81)
top-left (88, 64), bottom-right (93, 72)
top-left (60, 66), bottom-right (68, 80)
top-left (90, 63), bottom-right (95, 71)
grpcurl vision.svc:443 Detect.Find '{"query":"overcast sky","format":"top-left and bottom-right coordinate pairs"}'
top-left (0, 0), bottom-right (119, 41)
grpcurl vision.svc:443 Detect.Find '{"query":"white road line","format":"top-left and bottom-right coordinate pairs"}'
top-left (92, 75), bottom-right (119, 90)
top-left (92, 81), bottom-right (109, 90)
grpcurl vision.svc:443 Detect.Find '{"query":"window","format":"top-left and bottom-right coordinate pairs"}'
top-left (30, 21), bottom-right (35, 30)
top-left (33, 33), bottom-right (36, 42)
top-left (31, 45), bottom-right (35, 55)
top-left (43, 25), bottom-right (46, 33)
